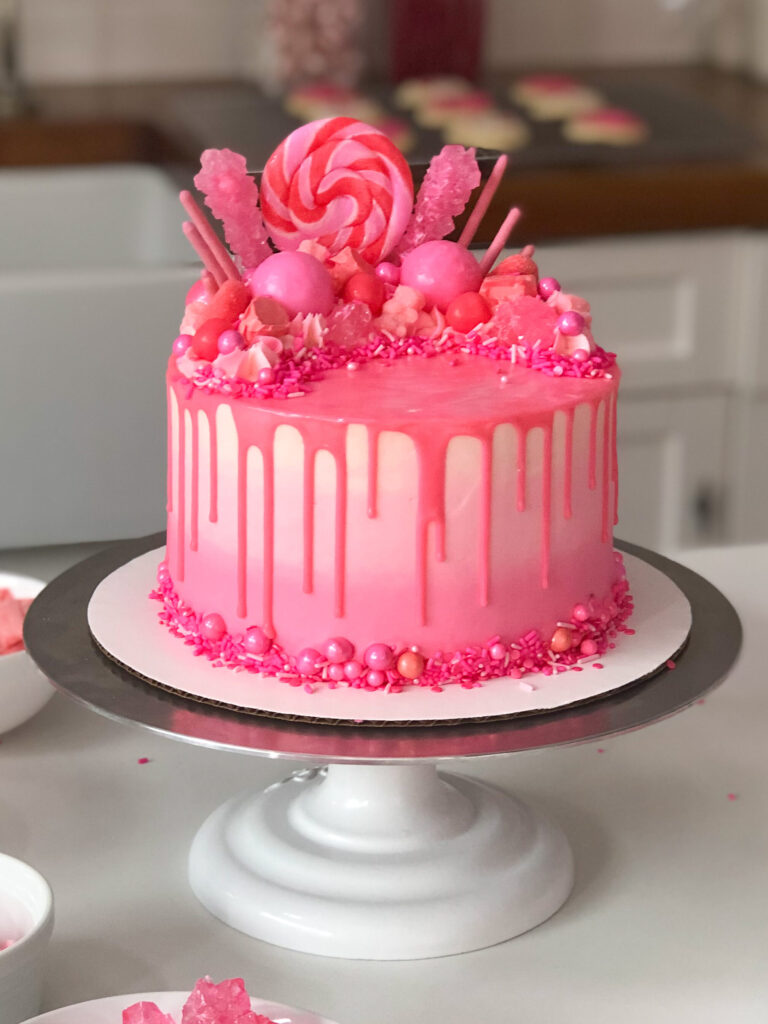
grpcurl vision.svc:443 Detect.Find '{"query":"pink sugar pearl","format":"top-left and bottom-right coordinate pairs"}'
top-left (344, 660), bottom-right (363, 680)
top-left (217, 329), bottom-right (245, 354)
top-left (400, 240), bottom-right (482, 312)
top-left (258, 367), bottom-right (276, 385)
top-left (375, 261), bottom-right (401, 286)
top-left (538, 276), bottom-right (560, 299)
top-left (173, 334), bottom-right (193, 357)
top-left (244, 626), bottom-right (270, 655)
top-left (364, 643), bottom-right (395, 671)
top-left (580, 638), bottom-right (598, 656)
top-left (325, 636), bottom-right (354, 664)
top-left (489, 643), bottom-right (507, 661)
top-left (557, 311), bottom-right (585, 337)
top-left (366, 669), bottom-right (388, 688)
top-left (297, 647), bottom-right (323, 675)
top-left (328, 663), bottom-right (346, 682)
top-left (201, 613), bottom-right (226, 642)
top-left (249, 251), bottom-right (334, 317)
top-left (573, 603), bottom-right (589, 622)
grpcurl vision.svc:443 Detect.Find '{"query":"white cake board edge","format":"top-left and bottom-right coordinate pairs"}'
top-left (87, 548), bottom-right (690, 725)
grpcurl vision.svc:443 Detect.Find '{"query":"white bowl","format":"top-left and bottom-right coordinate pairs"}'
top-left (0, 853), bottom-right (54, 1024)
top-left (0, 573), bottom-right (55, 736)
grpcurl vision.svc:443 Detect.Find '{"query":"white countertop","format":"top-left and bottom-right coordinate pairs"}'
top-left (0, 542), bottom-right (766, 1024)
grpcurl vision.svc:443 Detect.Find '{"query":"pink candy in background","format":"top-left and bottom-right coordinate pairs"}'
top-left (0, 589), bottom-right (32, 655)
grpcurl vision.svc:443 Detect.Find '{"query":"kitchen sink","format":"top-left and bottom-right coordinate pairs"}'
top-left (0, 164), bottom-right (198, 547)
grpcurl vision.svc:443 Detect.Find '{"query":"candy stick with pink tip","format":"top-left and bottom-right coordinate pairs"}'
top-left (521, 244), bottom-right (535, 258)
top-left (478, 206), bottom-right (522, 276)
top-left (458, 154), bottom-right (508, 248)
top-left (179, 190), bottom-right (240, 282)
top-left (182, 221), bottom-right (226, 287)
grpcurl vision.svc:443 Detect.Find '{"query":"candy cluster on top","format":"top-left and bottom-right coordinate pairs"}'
top-left (123, 977), bottom-right (274, 1024)
top-left (173, 117), bottom-right (615, 398)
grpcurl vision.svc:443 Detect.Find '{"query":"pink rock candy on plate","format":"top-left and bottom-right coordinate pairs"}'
top-left (0, 589), bottom-right (32, 655)
top-left (124, 980), bottom-right (276, 1024)
top-left (181, 978), bottom-right (275, 1024)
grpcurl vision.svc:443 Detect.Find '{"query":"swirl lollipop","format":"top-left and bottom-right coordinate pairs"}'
top-left (260, 117), bottom-right (414, 265)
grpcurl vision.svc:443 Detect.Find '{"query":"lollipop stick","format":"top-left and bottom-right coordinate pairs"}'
top-left (180, 190), bottom-right (240, 281)
top-left (182, 221), bottom-right (226, 286)
top-left (478, 206), bottom-right (522, 276)
top-left (458, 154), bottom-right (508, 248)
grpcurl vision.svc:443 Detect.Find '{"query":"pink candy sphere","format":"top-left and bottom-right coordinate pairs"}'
top-left (249, 251), bottom-right (334, 318)
top-left (217, 329), bottom-right (245, 354)
top-left (258, 367), bottom-right (276, 385)
top-left (364, 643), bottom-right (395, 671)
top-left (538, 277), bottom-right (561, 299)
top-left (201, 613), bottom-right (226, 642)
top-left (297, 647), bottom-right (323, 676)
top-left (325, 637), bottom-right (354, 664)
top-left (344, 660), bottom-right (363, 681)
top-left (244, 626), bottom-right (271, 655)
top-left (173, 334), bottom-right (193, 357)
top-left (557, 311), bottom-right (585, 337)
top-left (400, 241), bottom-right (482, 312)
top-left (375, 261), bottom-right (401, 286)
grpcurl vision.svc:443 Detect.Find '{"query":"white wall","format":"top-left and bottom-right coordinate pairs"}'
top-left (17, 0), bottom-right (705, 85)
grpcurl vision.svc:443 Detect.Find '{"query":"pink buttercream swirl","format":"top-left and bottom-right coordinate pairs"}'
top-left (150, 560), bottom-right (633, 694)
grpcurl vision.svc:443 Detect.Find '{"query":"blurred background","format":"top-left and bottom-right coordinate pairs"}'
top-left (1, 0), bottom-right (767, 562)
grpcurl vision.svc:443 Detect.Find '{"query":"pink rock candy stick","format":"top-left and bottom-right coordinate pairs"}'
top-left (395, 144), bottom-right (480, 257)
top-left (194, 148), bottom-right (272, 268)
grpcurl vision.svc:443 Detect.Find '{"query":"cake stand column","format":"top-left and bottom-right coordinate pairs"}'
top-left (188, 761), bottom-right (574, 960)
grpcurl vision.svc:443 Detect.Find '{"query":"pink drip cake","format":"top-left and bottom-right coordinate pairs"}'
top-left (154, 117), bottom-right (632, 696)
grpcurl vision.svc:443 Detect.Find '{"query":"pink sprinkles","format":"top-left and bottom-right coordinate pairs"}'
top-left (150, 564), bottom-right (634, 694)
top-left (179, 332), bottom-right (617, 401)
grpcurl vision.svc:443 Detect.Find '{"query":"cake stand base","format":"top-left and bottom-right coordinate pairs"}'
top-left (188, 762), bottom-right (574, 960)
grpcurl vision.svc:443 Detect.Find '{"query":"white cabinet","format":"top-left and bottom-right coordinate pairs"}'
top-left (530, 230), bottom-right (765, 551)
top-left (616, 395), bottom-right (729, 550)
top-left (531, 233), bottom-right (743, 394)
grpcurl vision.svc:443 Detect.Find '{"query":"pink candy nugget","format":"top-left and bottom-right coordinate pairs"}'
top-left (0, 592), bottom-right (30, 655)
top-left (182, 977), bottom-right (275, 1024)
top-left (123, 1003), bottom-right (176, 1024)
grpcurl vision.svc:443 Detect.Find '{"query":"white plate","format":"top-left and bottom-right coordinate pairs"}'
top-left (88, 549), bottom-right (691, 724)
top-left (21, 991), bottom-right (340, 1024)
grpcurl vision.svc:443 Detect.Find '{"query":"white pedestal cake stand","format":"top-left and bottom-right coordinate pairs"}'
top-left (24, 534), bottom-right (741, 961)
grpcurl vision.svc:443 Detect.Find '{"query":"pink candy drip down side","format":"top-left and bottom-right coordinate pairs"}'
top-left (151, 560), bottom-right (633, 694)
